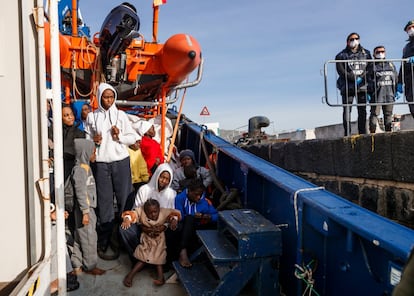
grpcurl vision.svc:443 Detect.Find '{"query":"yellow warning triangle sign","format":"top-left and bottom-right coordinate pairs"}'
top-left (200, 106), bottom-right (210, 116)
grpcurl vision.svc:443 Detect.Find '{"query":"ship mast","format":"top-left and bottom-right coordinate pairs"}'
top-left (71, 0), bottom-right (78, 37)
top-left (152, 6), bottom-right (159, 42)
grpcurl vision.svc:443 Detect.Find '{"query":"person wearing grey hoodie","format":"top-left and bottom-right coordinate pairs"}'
top-left (70, 138), bottom-right (105, 275)
top-left (171, 149), bottom-right (212, 192)
top-left (84, 82), bottom-right (139, 259)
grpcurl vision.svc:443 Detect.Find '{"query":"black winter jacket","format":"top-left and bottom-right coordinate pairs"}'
top-left (335, 45), bottom-right (373, 96)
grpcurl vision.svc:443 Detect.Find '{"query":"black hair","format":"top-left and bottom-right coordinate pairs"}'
top-left (82, 102), bottom-right (91, 109)
top-left (373, 45), bottom-right (385, 54)
top-left (346, 32), bottom-right (360, 42)
top-left (187, 178), bottom-right (205, 192)
top-left (183, 164), bottom-right (197, 179)
top-left (143, 198), bottom-right (160, 214)
top-left (62, 103), bottom-right (72, 109)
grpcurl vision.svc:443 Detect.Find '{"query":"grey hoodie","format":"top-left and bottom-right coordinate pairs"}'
top-left (72, 139), bottom-right (97, 214)
top-left (171, 150), bottom-right (212, 191)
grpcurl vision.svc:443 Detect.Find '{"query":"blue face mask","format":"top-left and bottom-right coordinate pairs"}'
top-left (375, 53), bottom-right (385, 59)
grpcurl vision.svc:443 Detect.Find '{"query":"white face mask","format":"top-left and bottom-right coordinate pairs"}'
top-left (407, 28), bottom-right (414, 37)
top-left (375, 53), bottom-right (385, 59)
top-left (349, 40), bottom-right (359, 48)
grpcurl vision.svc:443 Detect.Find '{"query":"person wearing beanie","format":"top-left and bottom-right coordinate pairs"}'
top-left (137, 120), bottom-right (164, 177)
top-left (335, 32), bottom-right (373, 136)
top-left (171, 149), bottom-right (212, 192)
top-left (84, 82), bottom-right (139, 260)
top-left (396, 20), bottom-right (414, 119)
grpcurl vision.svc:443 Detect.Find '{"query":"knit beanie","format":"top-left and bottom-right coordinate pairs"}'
top-left (179, 149), bottom-right (195, 161)
top-left (404, 20), bottom-right (414, 31)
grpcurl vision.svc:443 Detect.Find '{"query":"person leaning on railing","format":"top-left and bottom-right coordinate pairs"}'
top-left (396, 20), bottom-right (414, 118)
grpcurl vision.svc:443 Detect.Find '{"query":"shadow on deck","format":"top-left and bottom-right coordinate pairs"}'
top-left (68, 251), bottom-right (186, 296)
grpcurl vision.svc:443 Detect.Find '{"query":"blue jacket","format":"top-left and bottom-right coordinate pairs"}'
top-left (175, 190), bottom-right (218, 222)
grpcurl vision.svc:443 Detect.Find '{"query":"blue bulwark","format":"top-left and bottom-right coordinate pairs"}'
top-left (173, 209), bottom-right (282, 296)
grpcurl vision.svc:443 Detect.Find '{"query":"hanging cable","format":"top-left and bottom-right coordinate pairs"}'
top-left (294, 260), bottom-right (320, 296)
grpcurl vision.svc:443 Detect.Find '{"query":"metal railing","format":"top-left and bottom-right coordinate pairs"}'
top-left (323, 58), bottom-right (414, 107)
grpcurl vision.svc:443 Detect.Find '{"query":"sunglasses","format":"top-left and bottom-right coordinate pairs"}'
top-left (375, 50), bottom-right (385, 54)
top-left (348, 37), bottom-right (359, 42)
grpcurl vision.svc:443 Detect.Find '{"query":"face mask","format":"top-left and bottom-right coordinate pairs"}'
top-left (408, 28), bottom-right (414, 37)
top-left (349, 40), bottom-right (359, 48)
top-left (375, 53), bottom-right (385, 59)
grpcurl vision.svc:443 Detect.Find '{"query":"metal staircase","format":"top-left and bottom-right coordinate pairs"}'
top-left (173, 209), bottom-right (282, 296)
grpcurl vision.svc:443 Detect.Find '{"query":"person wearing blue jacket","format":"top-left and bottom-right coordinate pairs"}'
top-left (174, 178), bottom-right (218, 267)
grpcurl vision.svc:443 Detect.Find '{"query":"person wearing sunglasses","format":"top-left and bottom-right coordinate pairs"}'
top-left (335, 32), bottom-right (373, 136)
top-left (368, 46), bottom-right (398, 133)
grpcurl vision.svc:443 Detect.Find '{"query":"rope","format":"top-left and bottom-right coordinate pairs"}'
top-left (199, 130), bottom-right (225, 195)
top-left (294, 261), bottom-right (320, 296)
top-left (166, 88), bottom-right (187, 162)
top-left (71, 40), bottom-right (100, 100)
top-left (293, 187), bottom-right (325, 234)
top-left (358, 236), bottom-right (381, 283)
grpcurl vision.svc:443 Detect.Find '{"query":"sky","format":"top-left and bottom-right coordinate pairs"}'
top-left (78, 0), bottom-right (414, 133)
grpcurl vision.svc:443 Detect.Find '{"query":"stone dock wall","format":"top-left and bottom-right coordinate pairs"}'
top-left (244, 131), bottom-right (414, 228)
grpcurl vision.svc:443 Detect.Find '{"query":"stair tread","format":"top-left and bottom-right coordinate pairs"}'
top-left (219, 209), bottom-right (280, 235)
top-left (172, 261), bottom-right (218, 296)
top-left (197, 230), bottom-right (240, 261)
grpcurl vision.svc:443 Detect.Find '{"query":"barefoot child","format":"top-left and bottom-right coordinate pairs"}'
top-left (121, 199), bottom-right (181, 287)
top-left (174, 178), bottom-right (218, 267)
